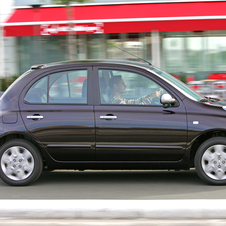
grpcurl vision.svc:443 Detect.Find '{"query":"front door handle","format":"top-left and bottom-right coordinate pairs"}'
top-left (163, 110), bottom-right (175, 114)
top-left (100, 115), bottom-right (117, 120)
top-left (27, 115), bottom-right (44, 120)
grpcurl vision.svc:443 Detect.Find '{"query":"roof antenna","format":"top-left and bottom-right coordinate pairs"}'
top-left (88, 34), bottom-right (152, 65)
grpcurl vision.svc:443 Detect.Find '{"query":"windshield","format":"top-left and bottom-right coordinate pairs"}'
top-left (149, 66), bottom-right (204, 101)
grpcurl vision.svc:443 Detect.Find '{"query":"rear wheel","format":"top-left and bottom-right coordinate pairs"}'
top-left (0, 139), bottom-right (43, 186)
top-left (195, 137), bottom-right (226, 185)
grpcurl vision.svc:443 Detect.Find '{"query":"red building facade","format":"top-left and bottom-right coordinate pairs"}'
top-left (2, 1), bottom-right (226, 79)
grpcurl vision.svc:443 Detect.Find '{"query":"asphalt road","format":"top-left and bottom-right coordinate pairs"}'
top-left (0, 169), bottom-right (226, 200)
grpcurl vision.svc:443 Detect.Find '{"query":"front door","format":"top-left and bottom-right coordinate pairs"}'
top-left (94, 67), bottom-right (187, 161)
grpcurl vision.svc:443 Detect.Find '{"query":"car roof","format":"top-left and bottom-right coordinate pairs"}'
top-left (30, 59), bottom-right (152, 71)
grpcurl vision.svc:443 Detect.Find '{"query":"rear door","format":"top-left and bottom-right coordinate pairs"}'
top-left (19, 66), bottom-right (95, 161)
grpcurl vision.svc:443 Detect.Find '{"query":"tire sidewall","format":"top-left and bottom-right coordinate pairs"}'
top-left (195, 137), bottom-right (226, 185)
top-left (0, 139), bottom-right (42, 186)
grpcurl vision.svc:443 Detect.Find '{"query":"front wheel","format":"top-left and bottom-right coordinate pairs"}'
top-left (195, 137), bottom-right (226, 185)
top-left (0, 139), bottom-right (43, 186)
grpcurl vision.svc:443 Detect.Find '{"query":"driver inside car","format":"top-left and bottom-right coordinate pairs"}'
top-left (108, 75), bottom-right (163, 105)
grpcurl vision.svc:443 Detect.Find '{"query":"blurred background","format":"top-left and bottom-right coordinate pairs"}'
top-left (0, 0), bottom-right (226, 97)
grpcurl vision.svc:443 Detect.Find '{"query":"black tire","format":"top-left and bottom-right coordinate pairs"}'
top-left (195, 137), bottom-right (226, 185)
top-left (0, 139), bottom-right (43, 186)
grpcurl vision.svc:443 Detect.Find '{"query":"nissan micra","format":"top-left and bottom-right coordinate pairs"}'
top-left (1, 60), bottom-right (226, 186)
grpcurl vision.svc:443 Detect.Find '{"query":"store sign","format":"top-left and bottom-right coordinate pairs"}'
top-left (41, 23), bottom-right (104, 35)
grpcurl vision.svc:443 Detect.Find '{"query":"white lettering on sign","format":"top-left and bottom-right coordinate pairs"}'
top-left (41, 23), bottom-right (104, 35)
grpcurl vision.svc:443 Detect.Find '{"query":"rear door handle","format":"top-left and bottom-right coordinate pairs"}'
top-left (100, 115), bottom-right (117, 120)
top-left (27, 115), bottom-right (43, 120)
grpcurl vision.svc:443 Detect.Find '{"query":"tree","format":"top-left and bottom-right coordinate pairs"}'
top-left (53, 0), bottom-right (89, 60)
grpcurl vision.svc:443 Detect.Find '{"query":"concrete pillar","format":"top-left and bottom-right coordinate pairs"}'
top-left (121, 33), bottom-right (127, 59)
top-left (0, 0), bottom-right (16, 78)
top-left (0, 24), bottom-right (4, 78)
top-left (151, 30), bottom-right (161, 68)
top-left (4, 37), bottom-right (18, 77)
top-left (77, 34), bottom-right (87, 60)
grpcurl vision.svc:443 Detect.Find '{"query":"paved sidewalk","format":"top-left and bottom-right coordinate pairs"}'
top-left (0, 199), bottom-right (226, 220)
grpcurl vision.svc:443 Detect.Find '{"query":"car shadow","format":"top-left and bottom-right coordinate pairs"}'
top-left (1, 169), bottom-right (226, 200)
top-left (39, 169), bottom-right (200, 185)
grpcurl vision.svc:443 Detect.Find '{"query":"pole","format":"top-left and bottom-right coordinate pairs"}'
top-left (31, 4), bottom-right (42, 64)
top-left (151, 30), bottom-right (161, 68)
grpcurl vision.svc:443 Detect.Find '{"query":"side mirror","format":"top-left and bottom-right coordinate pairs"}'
top-left (160, 93), bottom-right (176, 105)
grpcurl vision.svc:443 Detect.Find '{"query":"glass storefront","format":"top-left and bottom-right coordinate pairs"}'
top-left (16, 30), bottom-right (226, 82)
top-left (17, 35), bottom-right (68, 73)
top-left (162, 31), bottom-right (226, 80)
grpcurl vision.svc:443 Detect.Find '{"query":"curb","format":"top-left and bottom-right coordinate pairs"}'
top-left (0, 199), bottom-right (226, 220)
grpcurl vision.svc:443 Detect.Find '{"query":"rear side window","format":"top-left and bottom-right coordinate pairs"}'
top-left (24, 69), bottom-right (88, 104)
top-left (24, 77), bottom-right (48, 103)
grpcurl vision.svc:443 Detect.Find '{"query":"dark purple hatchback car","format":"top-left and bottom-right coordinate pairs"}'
top-left (1, 60), bottom-right (226, 186)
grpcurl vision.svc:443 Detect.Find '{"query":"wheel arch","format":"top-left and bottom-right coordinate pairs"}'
top-left (189, 129), bottom-right (226, 167)
top-left (0, 133), bottom-right (47, 167)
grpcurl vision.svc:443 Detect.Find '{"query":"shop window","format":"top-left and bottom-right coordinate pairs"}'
top-left (107, 33), bottom-right (124, 59)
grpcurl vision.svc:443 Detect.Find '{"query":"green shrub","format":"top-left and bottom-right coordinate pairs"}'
top-left (0, 76), bottom-right (19, 92)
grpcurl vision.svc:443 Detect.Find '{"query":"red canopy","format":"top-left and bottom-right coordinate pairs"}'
top-left (208, 73), bottom-right (226, 80)
top-left (3, 1), bottom-right (226, 36)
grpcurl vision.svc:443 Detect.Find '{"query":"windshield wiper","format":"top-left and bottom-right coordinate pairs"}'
top-left (199, 98), bottom-right (208, 102)
top-left (200, 97), bottom-right (220, 103)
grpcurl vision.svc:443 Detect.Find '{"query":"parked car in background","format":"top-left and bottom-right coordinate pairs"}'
top-left (187, 79), bottom-right (226, 99)
top-left (187, 80), bottom-right (206, 95)
top-left (1, 60), bottom-right (226, 186)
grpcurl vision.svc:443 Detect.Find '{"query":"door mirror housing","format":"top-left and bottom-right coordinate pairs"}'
top-left (160, 93), bottom-right (176, 106)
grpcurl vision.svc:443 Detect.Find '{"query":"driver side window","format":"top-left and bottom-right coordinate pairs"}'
top-left (98, 69), bottom-right (166, 105)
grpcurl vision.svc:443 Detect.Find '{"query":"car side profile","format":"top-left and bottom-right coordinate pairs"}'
top-left (0, 60), bottom-right (226, 186)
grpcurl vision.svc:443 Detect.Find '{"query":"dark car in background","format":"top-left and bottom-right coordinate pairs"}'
top-left (1, 60), bottom-right (226, 186)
